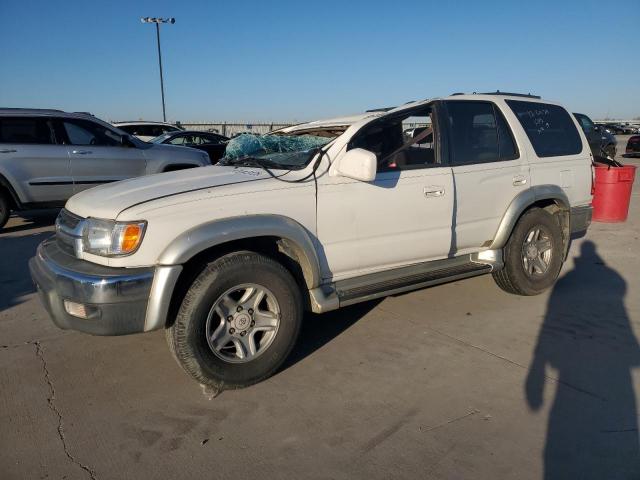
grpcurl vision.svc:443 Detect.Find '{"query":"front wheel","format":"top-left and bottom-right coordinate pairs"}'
top-left (166, 251), bottom-right (303, 390)
top-left (492, 208), bottom-right (564, 296)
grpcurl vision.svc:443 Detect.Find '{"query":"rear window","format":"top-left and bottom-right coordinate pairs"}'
top-left (0, 117), bottom-right (55, 144)
top-left (506, 100), bottom-right (582, 157)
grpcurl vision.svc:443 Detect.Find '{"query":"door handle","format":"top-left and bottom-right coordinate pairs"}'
top-left (424, 186), bottom-right (445, 197)
top-left (0, 149), bottom-right (17, 153)
top-left (72, 150), bottom-right (92, 155)
top-left (512, 175), bottom-right (527, 186)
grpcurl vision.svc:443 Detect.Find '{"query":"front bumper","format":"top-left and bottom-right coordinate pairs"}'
top-left (29, 238), bottom-right (172, 335)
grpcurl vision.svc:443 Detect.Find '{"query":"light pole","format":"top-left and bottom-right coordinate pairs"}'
top-left (140, 17), bottom-right (175, 122)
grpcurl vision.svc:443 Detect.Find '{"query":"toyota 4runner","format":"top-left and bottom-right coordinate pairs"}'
top-left (29, 93), bottom-right (593, 390)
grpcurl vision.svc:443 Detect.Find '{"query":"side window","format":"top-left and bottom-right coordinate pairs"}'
top-left (349, 107), bottom-right (436, 172)
top-left (446, 101), bottom-right (518, 165)
top-left (63, 120), bottom-right (121, 146)
top-left (0, 117), bottom-right (55, 144)
top-left (575, 114), bottom-right (594, 134)
top-left (506, 100), bottom-right (582, 157)
top-left (116, 125), bottom-right (136, 135)
top-left (168, 136), bottom-right (186, 145)
top-left (446, 101), bottom-right (497, 165)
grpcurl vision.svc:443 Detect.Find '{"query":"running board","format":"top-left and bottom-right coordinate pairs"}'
top-left (335, 257), bottom-right (492, 307)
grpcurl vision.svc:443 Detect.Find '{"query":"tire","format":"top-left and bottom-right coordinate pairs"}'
top-left (492, 208), bottom-right (564, 296)
top-left (0, 190), bottom-right (10, 229)
top-left (166, 251), bottom-right (303, 390)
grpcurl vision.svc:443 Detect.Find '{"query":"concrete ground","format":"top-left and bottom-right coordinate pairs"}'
top-left (1, 143), bottom-right (639, 479)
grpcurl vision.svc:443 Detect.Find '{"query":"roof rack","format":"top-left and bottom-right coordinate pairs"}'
top-left (0, 107), bottom-right (64, 113)
top-left (479, 90), bottom-right (541, 99)
top-left (449, 91), bottom-right (541, 99)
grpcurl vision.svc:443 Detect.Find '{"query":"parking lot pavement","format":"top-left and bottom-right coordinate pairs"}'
top-left (1, 153), bottom-right (639, 480)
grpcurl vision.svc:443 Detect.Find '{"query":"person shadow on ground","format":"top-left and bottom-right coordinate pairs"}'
top-left (526, 241), bottom-right (640, 479)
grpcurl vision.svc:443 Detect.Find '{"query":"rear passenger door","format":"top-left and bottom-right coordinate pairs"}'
top-left (59, 118), bottom-right (147, 194)
top-left (0, 116), bottom-right (73, 204)
top-left (444, 100), bottom-right (529, 254)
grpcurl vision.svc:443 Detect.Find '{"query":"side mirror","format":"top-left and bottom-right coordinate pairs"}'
top-left (335, 148), bottom-right (377, 182)
top-left (120, 134), bottom-right (136, 148)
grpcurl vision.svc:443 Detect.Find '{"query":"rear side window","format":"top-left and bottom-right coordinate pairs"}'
top-left (0, 117), bottom-right (55, 144)
top-left (506, 100), bottom-right (582, 157)
top-left (62, 119), bottom-right (121, 146)
top-left (574, 113), bottom-right (594, 134)
top-left (445, 101), bottom-right (518, 165)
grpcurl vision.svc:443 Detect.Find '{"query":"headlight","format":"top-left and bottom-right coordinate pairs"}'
top-left (82, 218), bottom-right (146, 257)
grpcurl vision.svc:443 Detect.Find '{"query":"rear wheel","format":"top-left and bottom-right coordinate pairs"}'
top-left (493, 208), bottom-right (564, 296)
top-left (166, 251), bottom-right (303, 390)
top-left (0, 190), bottom-right (10, 229)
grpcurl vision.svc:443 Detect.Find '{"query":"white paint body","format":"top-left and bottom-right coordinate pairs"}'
top-left (67, 95), bottom-right (593, 284)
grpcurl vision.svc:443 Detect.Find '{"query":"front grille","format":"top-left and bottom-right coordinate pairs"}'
top-left (55, 209), bottom-right (84, 256)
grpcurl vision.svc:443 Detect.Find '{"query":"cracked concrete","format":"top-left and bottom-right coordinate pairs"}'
top-left (34, 341), bottom-right (98, 480)
top-left (1, 153), bottom-right (639, 479)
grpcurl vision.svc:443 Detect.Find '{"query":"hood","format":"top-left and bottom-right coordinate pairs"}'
top-left (65, 165), bottom-right (273, 219)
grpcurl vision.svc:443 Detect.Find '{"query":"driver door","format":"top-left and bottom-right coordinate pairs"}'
top-left (57, 118), bottom-right (147, 194)
top-left (317, 105), bottom-right (454, 281)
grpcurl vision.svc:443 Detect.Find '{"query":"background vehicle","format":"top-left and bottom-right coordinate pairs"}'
top-left (574, 113), bottom-right (616, 159)
top-left (626, 135), bottom-right (640, 156)
top-left (602, 123), bottom-right (628, 135)
top-left (150, 130), bottom-right (229, 164)
top-left (0, 109), bottom-right (210, 229)
top-left (30, 93), bottom-right (593, 390)
top-left (113, 121), bottom-right (183, 141)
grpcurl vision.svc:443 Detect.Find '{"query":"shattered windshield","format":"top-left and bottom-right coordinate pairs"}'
top-left (219, 134), bottom-right (331, 169)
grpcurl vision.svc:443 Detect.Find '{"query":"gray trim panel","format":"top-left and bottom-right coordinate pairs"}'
top-left (158, 214), bottom-right (323, 289)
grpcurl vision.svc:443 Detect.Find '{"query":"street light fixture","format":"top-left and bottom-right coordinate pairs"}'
top-left (140, 17), bottom-right (175, 122)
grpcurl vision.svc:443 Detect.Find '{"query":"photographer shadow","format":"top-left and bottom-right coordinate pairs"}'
top-left (526, 241), bottom-right (640, 479)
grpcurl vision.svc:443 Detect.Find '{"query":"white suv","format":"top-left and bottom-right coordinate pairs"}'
top-left (30, 93), bottom-right (593, 390)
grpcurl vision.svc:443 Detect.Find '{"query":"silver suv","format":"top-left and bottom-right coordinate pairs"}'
top-left (0, 109), bottom-right (211, 229)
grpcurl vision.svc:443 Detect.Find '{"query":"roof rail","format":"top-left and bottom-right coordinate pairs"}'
top-left (0, 107), bottom-right (64, 113)
top-left (479, 90), bottom-right (541, 99)
top-left (365, 107), bottom-right (396, 113)
top-left (448, 91), bottom-right (541, 99)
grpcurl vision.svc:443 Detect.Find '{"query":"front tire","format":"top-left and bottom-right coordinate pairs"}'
top-left (493, 208), bottom-right (564, 296)
top-left (166, 251), bottom-right (303, 390)
top-left (0, 191), bottom-right (10, 229)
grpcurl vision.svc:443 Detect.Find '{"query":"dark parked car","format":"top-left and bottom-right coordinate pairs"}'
top-left (151, 130), bottom-right (229, 163)
top-left (602, 123), bottom-right (630, 135)
top-left (574, 113), bottom-right (616, 159)
top-left (626, 135), bottom-right (640, 157)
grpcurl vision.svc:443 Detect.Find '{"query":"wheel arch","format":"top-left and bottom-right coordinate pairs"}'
top-left (0, 172), bottom-right (22, 209)
top-left (155, 216), bottom-right (322, 330)
top-left (159, 214), bottom-right (322, 289)
top-left (490, 186), bottom-right (570, 254)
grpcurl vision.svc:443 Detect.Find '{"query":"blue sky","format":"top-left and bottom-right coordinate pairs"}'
top-left (1, 0), bottom-right (638, 123)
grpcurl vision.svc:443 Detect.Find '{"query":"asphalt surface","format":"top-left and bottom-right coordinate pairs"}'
top-left (1, 141), bottom-right (639, 479)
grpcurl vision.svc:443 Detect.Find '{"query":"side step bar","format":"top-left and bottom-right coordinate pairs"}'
top-left (336, 261), bottom-right (491, 307)
top-left (308, 251), bottom-right (502, 313)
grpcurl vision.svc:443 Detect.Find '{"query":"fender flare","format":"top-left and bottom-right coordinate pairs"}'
top-left (490, 185), bottom-right (570, 250)
top-left (158, 214), bottom-right (323, 289)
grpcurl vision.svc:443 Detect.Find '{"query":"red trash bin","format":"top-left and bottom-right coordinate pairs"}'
top-left (592, 164), bottom-right (637, 222)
